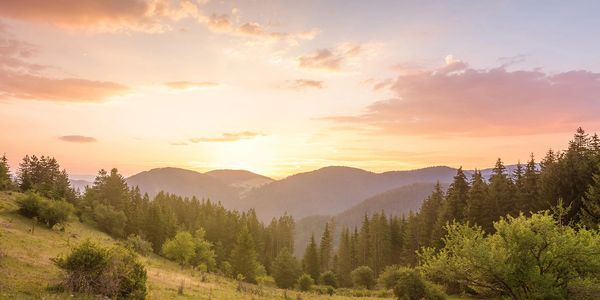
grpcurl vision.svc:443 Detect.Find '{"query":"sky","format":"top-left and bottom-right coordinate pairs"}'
top-left (1, 0), bottom-right (600, 179)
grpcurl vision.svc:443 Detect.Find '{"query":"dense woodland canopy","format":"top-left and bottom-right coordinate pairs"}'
top-left (1, 127), bottom-right (600, 299)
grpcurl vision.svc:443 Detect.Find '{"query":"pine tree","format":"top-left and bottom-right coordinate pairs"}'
top-left (0, 154), bottom-right (12, 191)
top-left (418, 183), bottom-right (444, 247)
top-left (335, 227), bottom-right (353, 287)
top-left (522, 154), bottom-right (541, 213)
top-left (439, 168), bottom-right (470, 223)
top-left (488, 158), bottom-right (514, 218)
top-left (358, 214), bottom-right (371, 266)
top-left (230, 226), bottom-right (260, 283)
top-left (319, 222), bottom-right (333, 272)
top-left (581, 173), bottom-right (600, 228)
top-left (466, 170), bottom-right (491, 231)
top-left (302, 234), bottom-right (320, 281)
top-left (368, 212), bottom-right (391, 274)
top-left (388, 216), bottom-right (403, 265)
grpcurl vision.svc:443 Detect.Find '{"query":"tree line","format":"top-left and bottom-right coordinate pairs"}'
top-left (294, 128), bottom-right (600, 297)
top-left (0, 155), bottom-right (295, 284)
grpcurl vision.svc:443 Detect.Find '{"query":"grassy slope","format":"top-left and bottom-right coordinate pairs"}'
top-left (0, 192), bottom-right (393, 300)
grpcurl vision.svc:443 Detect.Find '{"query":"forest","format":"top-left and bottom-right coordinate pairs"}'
top-left (1, 128), bottom-right (600, 299)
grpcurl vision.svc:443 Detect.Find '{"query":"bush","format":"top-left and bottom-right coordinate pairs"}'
top-left (319, 270), bottom-right (338, 288)
top-left (16, 192), bottom-right (44, 218)
top-left (93, 204), bottom-right (127, 238)
top-left (271, 247), bottom-right (301, 289)
top-left (297, 273), bottom-right (314, 291)
top-left (54, 241), bottom-right (147, 299)
top-left (312, 285), bottom-right (335, 295)
top-left (257, 275), bottom-right (277, 288)
top-left (16, 192), bottom-right (73, 228)
top-left (378, 265), bottom-right (403, 289)
top-left (125, 234), bottom-right (153, 256)
top-left (351, 266), bottom-right (375, 289)
top-left (161, 231), bottom-right (195, 267)
top-left (39, 200), bottom-right (74, 228)
top-left (393, 268), bottom-right (446, 300)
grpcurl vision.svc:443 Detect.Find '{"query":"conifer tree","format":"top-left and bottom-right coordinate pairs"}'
top-left (230, 226), bottom-right (260, 283)
top-left (388, 216), bottom-right (403, 265)
top-left (466, 170), bottom-right (491, 231)
top-left (439, 168), bottom-right (470, 224)
top-left (582, 173), bottom-right (600, 228)
top-left (418, 183), bottom-right (444, 247)
top-left (488, 158), bottom-right (515, 218)
top-left (320, 222), bottom-right (333, 272)
top-left (0, 154), bottom-right (12, 191)
top-left (335, 227), bottom-right (354, 287)
top-left (368, 212), bottom-right (391, 274)
top-left (302, 234), bottom-right (320, 281)
top-left (358, 214), bottom-right (371, 266)
top-left (522, 154), bottom-right (541, 213)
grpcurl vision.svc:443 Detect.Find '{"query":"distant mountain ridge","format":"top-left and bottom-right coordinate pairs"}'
top-left (71, 164), bottom-right (525, 222)
top-left (124, 167), bottom-right (272, 208)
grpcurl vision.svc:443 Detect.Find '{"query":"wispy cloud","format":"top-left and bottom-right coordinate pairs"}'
top-left (0, 0), bottom-right (318, 45)
top-left (297, 43), bottom-right (378, 72)
top-left (189, 131), bottom-right (263, 143)
top-left (164, 81), bottom-right (219, 90)
top-left (326, 55), bottom-right (600, 137)
top-left (0, 24), bottom-right (129, 102)
top-left (58, 135), bottom-right (97, 143)
top-left (285, 79), bottom-right (324, 90)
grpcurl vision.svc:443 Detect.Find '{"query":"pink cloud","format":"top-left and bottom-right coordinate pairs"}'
top-left (0, 23), bottom-right (129, 102)
top-left (0, 0), bottom-right (203, 33)
top-left (285, 79), bottom-right (324, 90)
top-left (327, 58), bottom-right (600, 136)
top-left (58, 135), bottom-right (97, 143)
top-left (189, 131), bottom-right (263, 143)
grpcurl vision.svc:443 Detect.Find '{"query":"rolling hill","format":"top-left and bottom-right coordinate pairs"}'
top-left (293, 182), bottom-right (447, 256)
top-left (240, 166), bottom-right (457, 221)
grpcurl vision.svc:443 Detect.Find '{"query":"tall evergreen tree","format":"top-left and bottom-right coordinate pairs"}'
top-left (230, 226), bottom-right (260, 283)
top-left (439, 168), bottom-right (470, 223)
top-left (582, 172), bottom-right (600, 228)
top-left (488, 158), bottom-right (515, 218)
top-left (335, 227), bottom-right (353, 287)
top-left (466, 170), bottom-right (492, 231)
top-left (418, 183), bottom-right (444, 247)
top-left (319, 222), bottom-right (334, 272)
top-left (358, 214), bottom-right (371, 266)
top-left (522, 154), bottom-right (541, 213)
top-left (302, 234), bottom-right (320, 281)
top-left (368, 212), bottom-right (391, 274)
top-left (0, 154), bottom-right (12, 191)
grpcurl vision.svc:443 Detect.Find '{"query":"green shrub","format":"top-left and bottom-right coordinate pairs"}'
top-left (54, 241), bottom-right (147, 299)
top-left (17, 192), bottom-right (73, 228)
top-left (125, 234), bottom-right (153, 256)
top-left (319, 270), bottom-right (338, 288)
top-left (39, 200), bottom-right (74, 228)
top-left (378, 265), bottom-right (403, 289)
top-left (271, 247), bottom-right (301, 289)
top-left (257, 275), bottom-right (277, 288)
top-left (16, 192), bottom-right (44, 218)
top-left (297, 273), bottom-right (314, 291)
top-left (351, 266), bottom-right (375, 289)
top-left (393, 268), bottom-right (446, 300)
top-left (93, 204), bottom-right (127, 238)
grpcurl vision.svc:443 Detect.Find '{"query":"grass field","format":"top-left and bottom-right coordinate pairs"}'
top-left (0, 191), bottom-right (399, 300)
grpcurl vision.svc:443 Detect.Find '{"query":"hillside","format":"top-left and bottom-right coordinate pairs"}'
top-left (125, 167), bottom-right (240, 208)
top-left (293, 182), bottom-right (446, 256)
top-left (0, 191), bottom-right (391, 300)
top-left (241, 166), bottom-right (457, 221)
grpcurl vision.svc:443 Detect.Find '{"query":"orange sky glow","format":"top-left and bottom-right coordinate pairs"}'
top-left (1, 0), bottom-right (600, 178)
